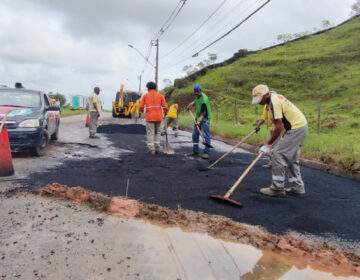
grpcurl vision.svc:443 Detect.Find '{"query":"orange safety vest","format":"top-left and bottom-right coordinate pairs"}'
top-left (139, 90), bottom-right (168, 122)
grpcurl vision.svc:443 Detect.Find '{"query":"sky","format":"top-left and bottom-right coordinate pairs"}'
top-left (0, 0), bottom-right (356, 109)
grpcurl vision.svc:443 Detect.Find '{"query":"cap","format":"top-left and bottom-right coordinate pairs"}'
top-left (193, 84), bottom-right (201, 92)
top-left (251, 84), bottom-right (269, 104)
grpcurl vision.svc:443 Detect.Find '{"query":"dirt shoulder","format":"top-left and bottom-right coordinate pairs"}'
top-left (25, 183), bottom-right (360, 276)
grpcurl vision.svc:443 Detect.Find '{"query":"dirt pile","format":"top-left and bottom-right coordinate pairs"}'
top-left (34, 183), bottom-right (142, 218)
top-left (33, 183), bottom-right (360, 276)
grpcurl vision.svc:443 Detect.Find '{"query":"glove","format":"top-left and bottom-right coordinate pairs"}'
top-left (259, 145), bottom-right (271, 156)
top-left (255, 126), bottom-right (260, 133)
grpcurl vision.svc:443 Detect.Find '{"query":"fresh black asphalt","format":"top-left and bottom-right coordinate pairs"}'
top-left (23, 124), bottom-right (360, 242)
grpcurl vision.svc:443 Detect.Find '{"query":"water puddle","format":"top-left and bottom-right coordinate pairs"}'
top-left (140, 219), bottom-right (360, 280)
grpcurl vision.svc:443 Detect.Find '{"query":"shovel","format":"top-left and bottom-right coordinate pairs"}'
top-left (188, 110), bottom-right (214, 149)
top-left (163, 120), bottom-right (175, 155)
top-left (201, 130), bottom-right (256, 171)
top-left (210, 152), bottom-right (264, 207)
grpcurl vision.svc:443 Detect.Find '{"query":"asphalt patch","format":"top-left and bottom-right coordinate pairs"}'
top-left (97, 124), bottom-right (146, 134)
top-left (22, 124), bottom-right (360, 242)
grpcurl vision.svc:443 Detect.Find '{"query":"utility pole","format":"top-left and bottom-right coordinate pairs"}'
top-left (154, 39), bottom-right (159, 90)
top-left (138, 75), bottom-right (142, 92)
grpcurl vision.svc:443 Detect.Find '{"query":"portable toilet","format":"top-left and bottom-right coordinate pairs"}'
top-left (72, 96), bottom-right (80, 109)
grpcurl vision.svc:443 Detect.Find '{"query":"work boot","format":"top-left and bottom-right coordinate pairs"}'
top-left (147, 150), bottom-right (156, 155)
top-left (155, 147), bottom-right (160, 154)
top-left (201, 153), bottom-right (209, 160)
top-left (285, 188), bottom-right (305, 197)
top-left (260, 187), bottom-right (285, 197)
top-left (89, 134), bottom-right (100, 139)
top-left (186, 152), bottom-right (199, 157)
top-left (262, 162), bottom-right (272, 169)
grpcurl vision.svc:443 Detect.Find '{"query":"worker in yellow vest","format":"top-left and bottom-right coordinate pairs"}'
top-left (163, 103), bottom-right (179, 137)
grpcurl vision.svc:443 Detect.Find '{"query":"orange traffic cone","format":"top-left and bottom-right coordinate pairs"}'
top-left (0, 125), bottom-right (14, 176)
top-left (85, 113), bottom-right (90, 127)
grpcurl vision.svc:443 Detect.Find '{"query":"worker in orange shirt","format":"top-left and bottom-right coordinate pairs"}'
top-left (140, 82), bottom-right (168, 155)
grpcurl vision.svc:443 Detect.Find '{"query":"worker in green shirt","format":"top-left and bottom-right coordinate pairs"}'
top-left (186, 84), bottom-right (212, 159)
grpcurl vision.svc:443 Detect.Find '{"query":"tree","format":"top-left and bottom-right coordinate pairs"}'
top-left (350, 0), bottom-right (360, 15)
top-left (162, 79), bottom-right (172, 88)
top-left (277, 33), bottom-right (292, 43)
top-left (208, 53), bottom-right (217, 65)
top-left (321, 20), bottom-right (333, 29)
top-left (182, 65), bottom-right (198, 76)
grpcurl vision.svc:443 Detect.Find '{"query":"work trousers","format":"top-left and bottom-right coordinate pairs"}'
top-left (163, 117), bottom-right (178, 136)
top-left (89, 112), bottom-right (99, 136)
top-left (192, 119), bottom-right (211, 154)
top-left (146, 121), bottom-right (161, 152)
top-left (266, 132), bottom-right (281, 164)
top-left (271, 125), bottom-right (308, 193)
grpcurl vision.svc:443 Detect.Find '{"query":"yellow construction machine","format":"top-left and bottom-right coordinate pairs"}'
top-left (112, 84), bottom-right (142, 118)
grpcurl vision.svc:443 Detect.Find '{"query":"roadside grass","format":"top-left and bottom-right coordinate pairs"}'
top-left (60, 107), bottom-right (88, 117)
top-left (178, 113), bottom-right (360, 171)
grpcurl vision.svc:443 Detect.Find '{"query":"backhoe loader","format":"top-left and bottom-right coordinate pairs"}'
top-left (112, 84), bottom-right (141, 118)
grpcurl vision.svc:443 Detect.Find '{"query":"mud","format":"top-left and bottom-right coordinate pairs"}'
top-left (32, 183), bottom-right (360, 276)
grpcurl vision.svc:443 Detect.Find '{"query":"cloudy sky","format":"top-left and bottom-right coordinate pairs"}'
top-left (0, 0), bottom-right (355, 109)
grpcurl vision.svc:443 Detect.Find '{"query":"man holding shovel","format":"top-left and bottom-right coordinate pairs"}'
top-left (186, 84), bottom-right (212, 159)
top-left (252, 84), bottom-right (308, 197)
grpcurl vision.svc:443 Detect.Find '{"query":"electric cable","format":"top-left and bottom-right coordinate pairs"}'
top-left (192, 0), bottom-right (271, 57)
top-left (161, 0), bottom-right (227, 59)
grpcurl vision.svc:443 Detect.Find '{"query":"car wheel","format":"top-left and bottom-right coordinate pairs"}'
top-left (51, 121), bottom-right (59, 140)
top-left (31, 129), bottom-right (49, 156)
top-left (112, 108), bottom-right (117, 117)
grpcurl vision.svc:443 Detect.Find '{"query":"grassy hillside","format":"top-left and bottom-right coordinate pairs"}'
top-left (167, 16), bottom-right (360, 172)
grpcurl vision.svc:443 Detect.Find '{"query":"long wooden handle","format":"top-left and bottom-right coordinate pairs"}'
top-left (188, 110), bottom-right (205, 142)
top-left (208, 130), bottom-right (256, 169)
top-left (224, 152), bottom-right (264, 198)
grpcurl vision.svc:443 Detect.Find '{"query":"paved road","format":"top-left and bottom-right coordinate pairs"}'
top-left (13, 115), bottom-right (359, 254)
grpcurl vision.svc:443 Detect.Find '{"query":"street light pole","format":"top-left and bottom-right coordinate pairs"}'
top-left (154, 39), bottom-right (159, 90)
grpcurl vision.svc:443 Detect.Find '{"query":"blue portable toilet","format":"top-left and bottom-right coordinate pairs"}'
top-left (72, 96), bottom-right (80, 109)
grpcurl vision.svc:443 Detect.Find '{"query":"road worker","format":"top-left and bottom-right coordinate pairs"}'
top-left (252, 84), bottom-right (308, 197)
top-left (255, 104), bottom-right (285, 168)
top-left (140, 81), bottom-right (168, 155)
top-left (89, 86), bottom-right (102, 139)
top-left (186, 84), bottom-right (212, 159)
top-left (163, 103), bottom-right (179, 137)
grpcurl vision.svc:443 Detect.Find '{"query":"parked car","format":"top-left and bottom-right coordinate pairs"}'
top-left (0, 88), bottom-right (60, 156)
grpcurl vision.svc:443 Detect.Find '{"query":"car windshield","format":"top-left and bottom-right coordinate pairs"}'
top-left (0, 90), bottom-right (41, 108)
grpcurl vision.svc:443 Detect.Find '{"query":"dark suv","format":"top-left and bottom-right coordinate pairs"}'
top-left (0, 88), bottom-right (60, 156)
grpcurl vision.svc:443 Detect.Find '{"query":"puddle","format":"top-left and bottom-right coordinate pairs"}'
top-left (140, 220), bottom-right (360, 280)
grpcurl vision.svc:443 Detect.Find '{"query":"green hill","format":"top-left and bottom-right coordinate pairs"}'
top-left (167, 15), bottom-right (360, 172)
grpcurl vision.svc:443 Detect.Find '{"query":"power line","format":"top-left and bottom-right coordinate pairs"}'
top-left (153, 0), bottom-right (187, 40)
top-left (160, 0), bottom-right (271, 73)
top-left (192, 0), bottom-right (271, 57)
top-left (161, 0), bottom-right (227, 59)
top-left (161, 0), bottom-right (256, 65)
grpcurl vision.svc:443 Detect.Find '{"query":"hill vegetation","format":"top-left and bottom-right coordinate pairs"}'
top-left (165, 15), bottom-right (360, 172)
